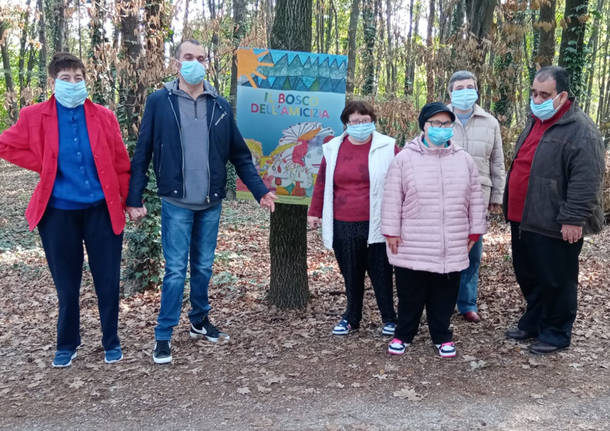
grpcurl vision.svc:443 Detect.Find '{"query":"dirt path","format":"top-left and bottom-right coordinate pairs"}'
top-left (1, 160), bottom-right (609, 430)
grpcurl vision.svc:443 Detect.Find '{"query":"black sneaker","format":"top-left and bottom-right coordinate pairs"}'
top-left (190, 316), bottom-right (230, 342)
top-left (152, 340), bottom-right (172, 364)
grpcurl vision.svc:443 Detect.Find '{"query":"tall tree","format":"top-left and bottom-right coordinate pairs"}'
top-left (404, 0), bottom-right (418, 96)
top-left (268, 0), bottom-right (313, 309)
top-left (0, 20), bottom-right (18, 122)
top-left (361, 0), bottom-right (377, 95)
top-left (558, 0), bottom-right (590, 99)
top-left (583, 0), bottom-right (605, 113)
top-left (37, 0), bottom-right (48, 100)
top-left (535, 0), bottom-right (557, 67)
top-left (90, 0), bottom-right (106, 104)
top-left (346, 0), bottom-right (360, 95)
top-left (17, 0), bottom-right (33, 108)
top-left (425, 0), bottom-right (435, 102)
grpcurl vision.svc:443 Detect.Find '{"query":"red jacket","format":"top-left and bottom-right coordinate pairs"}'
top-left (0, 97), bottom-right (131, 234)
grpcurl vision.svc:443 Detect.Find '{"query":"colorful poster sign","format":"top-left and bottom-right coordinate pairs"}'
top-left (235, 47), bottom-right (347, 205)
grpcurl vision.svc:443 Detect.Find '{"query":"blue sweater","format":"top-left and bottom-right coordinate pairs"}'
top-left (49, 101), bottom-right (105, 209)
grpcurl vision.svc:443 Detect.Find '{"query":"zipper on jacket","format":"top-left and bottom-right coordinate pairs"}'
top-left (205, 100), bottom-right (217, 204)
top-left (168, 93), bottom-right (186, 198)
top-left (438, 151), bottom-right (446, 273)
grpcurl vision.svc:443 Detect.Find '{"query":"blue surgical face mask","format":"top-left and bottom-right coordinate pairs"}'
top-left (530, 94), bottom-right (560, 121)
top-left (54, 79), bottom-right (88, 108)
top-left (451, 88), bottom-right (478, 111)
top-left (427, 127), bottom-right (454, 146)
top-left (346, 122), bottom-right (376, 141)
top-left (180, 60), bottom-right (206, 85)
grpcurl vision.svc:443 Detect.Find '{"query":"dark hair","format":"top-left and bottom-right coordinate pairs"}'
top-left (535, 66), bottom-right (570, 95)
top-left (48, 52), bottom-right (86, 79)
top-left (340, 100), bottom-right (377, 125)
top-left (174, 39), bottom-right (203, 59)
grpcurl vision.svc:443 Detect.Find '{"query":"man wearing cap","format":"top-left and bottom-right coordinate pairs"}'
top-left (447, 70), bottom-right (506, 323)
top-left (504, 66), bottom-right (605, 354)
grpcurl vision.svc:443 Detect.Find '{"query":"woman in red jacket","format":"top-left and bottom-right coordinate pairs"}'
top-left (0, 53), bottom-right (131, 367)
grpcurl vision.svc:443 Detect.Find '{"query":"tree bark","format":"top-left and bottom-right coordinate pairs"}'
top-left (346, 0), bottom-right (360, 95)
top-left (268, 0), bottom-right (313, 309)
top-left (1, 20), bottom-right (18, 123)
top-left (90, 0), bottom-right (106, 104)
top-left (425, 0), bottom-right (435, 102)
top-left (558, 0), bottom-right (590, 98)
top-left (361, 0), bottom-right (377, 95)
top-left (17, 0), bottom-right (33, 108)
top-left (37, 0), bottom-right (48, 100)
top-left (535, 0), bottom-right (556, 67)
top-left (583, 0), bottom-right (605, 114)
top-left (404, 0), bottom-right (417, 96)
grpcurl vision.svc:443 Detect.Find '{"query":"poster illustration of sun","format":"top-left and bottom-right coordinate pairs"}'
top-left (235, 47), bottom-right (347, 205)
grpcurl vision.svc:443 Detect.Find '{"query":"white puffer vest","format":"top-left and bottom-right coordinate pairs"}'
top-left (321, 131), bottom-right (396, 249)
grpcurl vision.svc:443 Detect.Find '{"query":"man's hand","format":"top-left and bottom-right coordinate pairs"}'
top-left (561, 224), bottom-right (583, 243)
top-left (307, 216), bottom-right (322, 229)
top-left (386, 236), bottom-right (400, 255)
top-left (260, 192), bottom-right (277, 212)
top-left (127, 206), bottom-right (147, 221)
top-left (488, 203), bottom-right (503, 214)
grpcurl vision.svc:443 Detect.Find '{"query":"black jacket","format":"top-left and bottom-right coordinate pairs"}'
top-left (503, 99), bottom-right (606, 238)
top-left (126, 84), bottom-right (268, 207)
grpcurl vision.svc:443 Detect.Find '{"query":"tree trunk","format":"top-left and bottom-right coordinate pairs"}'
top-left (558, 0), bottom-right (589, 99)
top-left (425, 0), bottom-right (435, 102)
top-left (183, 0), bottom-right (191, 39)
top-left (268, 0), bottom-right (313, 309)
top-left (583, 0), bottom-right (605, 114)
top-left (385, 0), bottom-right (394, 96)
top-left (535, 0), bottom-right (556, 67)
top-left (17, 0), bottom-right (33, 108)
top-left (51, 0), bottom-right (66, 53)
top-left (361, 0), bottom-right (376, 95)
top-left (37, 0), bottom-right (48, 100)
top-left (207, 0), bottom-right (221, 90)
top-left (404, 0), bottom-right (417, 96)
top-left (118, 0), bottom-right (141, 142)
top-left (1, 20), bottom-right (18, 123)
top-left (346, 0), bottom-right (360, 95)
top-left (90, 0), bottom-right (106, 104)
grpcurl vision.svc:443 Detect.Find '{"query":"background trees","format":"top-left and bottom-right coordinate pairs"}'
top-left (1, 0), bottom-right (608, 299)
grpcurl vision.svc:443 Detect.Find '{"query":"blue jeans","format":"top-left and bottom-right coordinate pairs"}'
top-left (457, 237), bottom-right (483, 313)
top-left (155, 200), bottom-right (222, 340)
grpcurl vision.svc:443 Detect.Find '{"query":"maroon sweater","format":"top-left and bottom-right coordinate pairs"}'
top-left (308, 136), bottom-right (399, 221)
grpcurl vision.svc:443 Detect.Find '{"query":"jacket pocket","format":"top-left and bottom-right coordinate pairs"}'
top-left (524, 176), bottom-right (562, 232)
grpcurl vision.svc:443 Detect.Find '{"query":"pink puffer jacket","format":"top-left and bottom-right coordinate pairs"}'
top-left (381, 136), bottom-right (487, 274)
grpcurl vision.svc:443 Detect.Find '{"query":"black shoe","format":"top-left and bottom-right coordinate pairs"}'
top-left (190, 316), bottom-right (230, 342)
top-left (153, 340), bottom-right (172, 364)
top-left (505, 327), bottom-right (535, 340)
top-left (529, 341), bottom-right (567, 355)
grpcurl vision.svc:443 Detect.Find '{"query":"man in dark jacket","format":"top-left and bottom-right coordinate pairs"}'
top-left (503, 66), bottom-right (605, 354)
top-left (126, 40), bottom-right (276, 364)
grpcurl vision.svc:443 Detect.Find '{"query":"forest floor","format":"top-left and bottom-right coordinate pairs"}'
top-left (1, 159), bottom-right (609, 431)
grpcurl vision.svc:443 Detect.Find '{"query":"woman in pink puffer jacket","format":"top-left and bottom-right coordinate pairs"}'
top-left (382, 102), bottom-right (486, 358)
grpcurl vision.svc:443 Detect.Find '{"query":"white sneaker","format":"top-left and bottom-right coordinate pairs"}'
top-left (435, 342), bottom-right (456, 358)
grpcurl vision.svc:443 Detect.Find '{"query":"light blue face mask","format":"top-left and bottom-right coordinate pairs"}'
top-left (54, 79), bottom-right (88, 108)
top-left (451, 88), bottom-right (478, 111)
top-left (346, 122), bottom-right (376, 141)
top-left (180, 60), bottom-right (206, 85)
top-left (530, 94), bottom-right (559, 121)
top-left (427, 127), bottom-right (454, 146)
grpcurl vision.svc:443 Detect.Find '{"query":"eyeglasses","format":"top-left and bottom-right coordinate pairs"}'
top-left (348, 118), bottom-right (372, 125)
top-left (426, 120), bottom-right (454, 128)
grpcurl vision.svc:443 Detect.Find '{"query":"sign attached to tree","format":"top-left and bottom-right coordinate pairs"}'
top-left (235, 47), bottom-right (347, 205)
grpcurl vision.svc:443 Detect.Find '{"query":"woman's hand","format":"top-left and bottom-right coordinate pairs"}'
top-left (467, 239), bottom-right (476, 252)
top-left (385, 236), bottom-right (400, 254)
top-left (307, 216), bottom-right (322, 229)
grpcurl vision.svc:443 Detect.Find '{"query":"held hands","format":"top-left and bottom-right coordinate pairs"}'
top-left (467, 239), bottom-right (476, 252)
top-left (307, 216), bottom-right (322, 229)
top-left (488, 203), bottom-right (503, 215)
top-left (126, 206), bottom-right (147, 222)
top-left (561, 224), bottom-right (583, 243)
top-left (260, 192), bottom-right (277, 212)
top-left (386, 236), bottom-right (400, 255)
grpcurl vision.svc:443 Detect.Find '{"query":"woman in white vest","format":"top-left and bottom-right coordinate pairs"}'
top-left (308, 101), bottom-right (398, 336)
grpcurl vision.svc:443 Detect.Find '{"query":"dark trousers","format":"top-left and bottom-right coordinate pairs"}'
top-left (394, 267), bottom-right (460, 344)
top-left (38, 203), bottom-right (123, 351)
top-left (510, 222), bottom-right (582, 347)
top-left (332, 220), bottom-right (396, 328)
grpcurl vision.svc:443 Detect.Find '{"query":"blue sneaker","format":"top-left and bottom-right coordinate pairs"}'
top-left (104, 347), bottom-right (123, 364)
top-left (382, 322), bottom-right (396, 336)
top-left (52, 350), bottom-right (77, 368)
top-left (332, 319), bottom-right (351, 335)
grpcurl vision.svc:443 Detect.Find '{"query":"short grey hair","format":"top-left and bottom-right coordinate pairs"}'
top-left (174, 39), bottom-right (202, 59)
top-left (448, 70), bottom-right (478, 92)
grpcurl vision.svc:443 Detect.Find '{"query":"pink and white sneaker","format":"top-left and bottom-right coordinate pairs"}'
top-left (387, 338), bottom-right (409, 355)
top-left (435, 342), bottom-right (456, 358)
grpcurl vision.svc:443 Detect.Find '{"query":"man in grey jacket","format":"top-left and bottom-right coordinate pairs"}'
top-left (503, 66), bottom-right (605, 354)
top-left (447, 70), bottom-right (506, 323)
